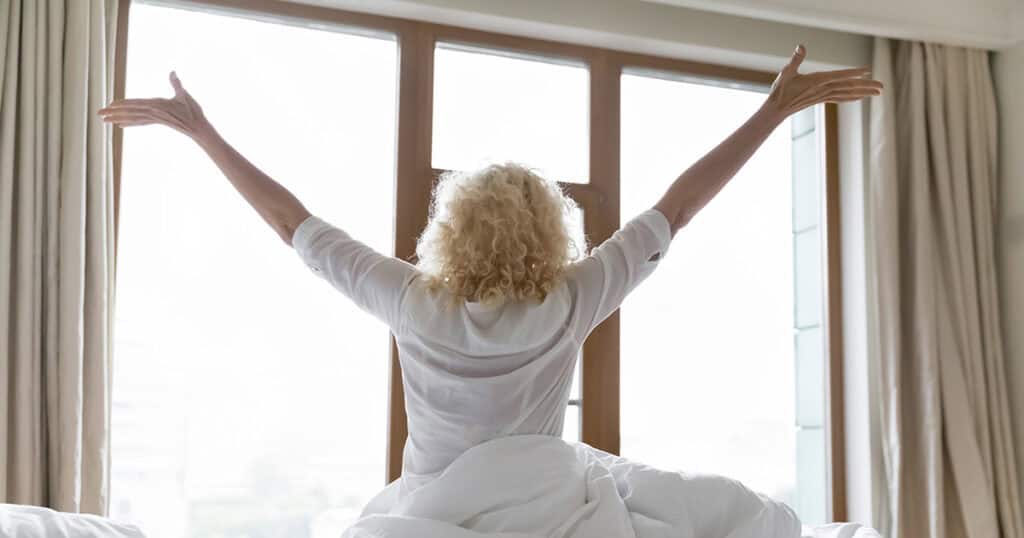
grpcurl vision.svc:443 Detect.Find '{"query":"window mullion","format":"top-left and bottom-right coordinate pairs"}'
top-left (581, 51), bottom-right (622, 455)
top-left (388, 22), bottom-right (435, 484)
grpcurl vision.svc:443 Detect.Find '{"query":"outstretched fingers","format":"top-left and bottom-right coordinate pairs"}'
top-left (100, 113), bottom-right (159, 127)
top-left (100, 98), bottom-right (165, 109)
top-left (808, 66), bottom-right (872, 82)
top-left (819, 76), bottom-right (883, 89)
top-left (788, 87), bottom-right (880, 111)
top-left (101, 103), bottom-right (182, 119)
top-left (787, 76), bottom-right (881, 109)
top-left (825, 94), bottom-right (873, 103)
top-left (99, 105), bottom-right (190, 132)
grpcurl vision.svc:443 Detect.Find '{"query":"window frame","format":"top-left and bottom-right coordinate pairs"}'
top-left (112, 0), bottom-right (845, 521)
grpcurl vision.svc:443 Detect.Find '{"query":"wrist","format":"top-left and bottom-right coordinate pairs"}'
top-left (755, 97), bottom-right (788, 129)
top-left (192, 119), bottom-right (221, 149)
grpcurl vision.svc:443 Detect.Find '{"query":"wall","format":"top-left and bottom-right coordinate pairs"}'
top-left (305, 0), bottom-right (873, 71)
top-left (648, 0), bottom-right (1021, 49)
top-left (993, 42), bottom-right (1024, 506)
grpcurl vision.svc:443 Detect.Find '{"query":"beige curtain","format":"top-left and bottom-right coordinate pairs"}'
top-left (0, 0), bottom-right (121, 514)
top-left (868, 36), bottom-right (1024, 538)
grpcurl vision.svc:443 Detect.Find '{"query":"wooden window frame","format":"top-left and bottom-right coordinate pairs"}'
top-left (112, 0), bottom-right (845, 521)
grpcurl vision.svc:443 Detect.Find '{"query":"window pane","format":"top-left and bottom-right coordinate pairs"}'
top-left (794, 227), bottom-right (823, 329)
top-left (569, 204), bottom-right (587, 271)
top-left (562, 204), bottom-right (585, 445)
top-left (796, 427), bottom-right (828, 521)
top-left (563, 404), bottom-right (581, 443)
top-left (432, 43), bottom-right (589, 182)
top-left (112, 5), bottom-right (397, 537)
top-left (619, 73), bottom-right (802, 512)
top-left (790, 116), bottom-right (826, 523)
top-left (562, 352), bottom-right (582, 443)
top-left (792, 106), bottom-right (816, 138)
top-left (792, 131), bottom-right (820, 232)
top-left (795, 327), bottom-right (825, 428)
top-left (570, 353), bottom-right (582, 401)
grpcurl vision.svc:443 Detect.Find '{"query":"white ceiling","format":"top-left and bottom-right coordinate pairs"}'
top-left (645, 0), bottom-right (1023, 50)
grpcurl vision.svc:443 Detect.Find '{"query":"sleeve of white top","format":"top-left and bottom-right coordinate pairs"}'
top-left (291, 215), bottom-right (418, 332)
top-left (566, 208), bottom-right (673, 340)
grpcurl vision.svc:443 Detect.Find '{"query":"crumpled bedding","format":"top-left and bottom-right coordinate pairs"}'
top-left (0, 503), bottom-right (144, 538)
top-left (345, 435), bottom-right (880, 538)
top-left (0, 436), bottom-right (881, 538)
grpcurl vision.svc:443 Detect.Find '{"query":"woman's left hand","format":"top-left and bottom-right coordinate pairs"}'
top-left (98, 71), bottom-right (213, 141)
top-left (764, 44), bottom-right (883, 121)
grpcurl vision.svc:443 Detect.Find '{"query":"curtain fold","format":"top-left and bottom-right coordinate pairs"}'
top-left (868, 36), bottom-right (1024, 538)
top-left (0, 0), bottom-right (120, 515)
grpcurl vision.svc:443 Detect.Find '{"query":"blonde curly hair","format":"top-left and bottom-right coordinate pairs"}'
top-left (415, 162), bottom-right (584, 306)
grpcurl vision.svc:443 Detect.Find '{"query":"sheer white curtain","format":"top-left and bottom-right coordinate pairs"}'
top-left (868, 36), bottom-right (1024, 538)
top-left (0, 0), bottom-right (121, 514)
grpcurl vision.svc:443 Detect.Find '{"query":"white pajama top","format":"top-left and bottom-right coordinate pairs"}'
top-left (291, 208), bottom-right (673, 495)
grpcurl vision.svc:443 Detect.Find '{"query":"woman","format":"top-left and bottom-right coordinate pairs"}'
top-left (100, 45), bottom-right (881, 537)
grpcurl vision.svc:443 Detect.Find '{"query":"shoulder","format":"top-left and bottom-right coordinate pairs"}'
top-left (602, 209), bottom-right (673, 255)
top-left (567, 208), bottom-right (673, 272)
top-left (396, 275), bottom-right (455, 333)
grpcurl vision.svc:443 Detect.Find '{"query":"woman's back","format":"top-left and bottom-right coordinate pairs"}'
top-left (291, 208), bottom-right (673, 491)
top-left (396, 282), bottom-right (579, 486)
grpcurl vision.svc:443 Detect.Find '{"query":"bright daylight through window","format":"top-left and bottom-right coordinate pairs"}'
top-left (432, 43), bottom-right (590, 183)
top-left (112, 4), bottom-right (397, 537)
top-left (619, 73), bottom-right (827, 524)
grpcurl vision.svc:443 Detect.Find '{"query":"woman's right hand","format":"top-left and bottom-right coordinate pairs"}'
top-left (98, 70), bottom-right (213, 141)
top-left (762, 45), bottom-right (882, 122)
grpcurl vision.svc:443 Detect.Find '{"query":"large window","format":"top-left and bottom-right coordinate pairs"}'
top-left (432, 43), bottom-right (590, 182)
top-left (430, 44), bottom-right (592, 443)
top-left (112, 3), bottom-right (397, 536)
top-left (618, 72), bottom-right (827, 523)
top-left (112, 1), bottom-right (843, 534)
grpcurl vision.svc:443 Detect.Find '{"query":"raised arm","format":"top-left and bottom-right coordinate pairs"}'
top-left (98, 71), bottom-right (310, 245)
top-left (653, 45), bottom-right (882, 235)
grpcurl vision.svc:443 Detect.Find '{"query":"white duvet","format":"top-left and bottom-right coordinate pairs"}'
top-left (346, 435), bottom-right (880, 538)
top-left (0, 435), bottom-right (879, 538)
top-left (0, 504), bottom-right (143, 538)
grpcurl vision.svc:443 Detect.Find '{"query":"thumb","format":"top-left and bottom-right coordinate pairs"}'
top-left (169, 70), bottom-right (186, 97)
top-left (784, 44), bottom-right (806, 74)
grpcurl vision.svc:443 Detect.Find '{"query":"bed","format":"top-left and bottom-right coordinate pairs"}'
top-left (0, 504), bottom-right (143, 538)
top-left (1, 436), bottom-right (881, 538)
